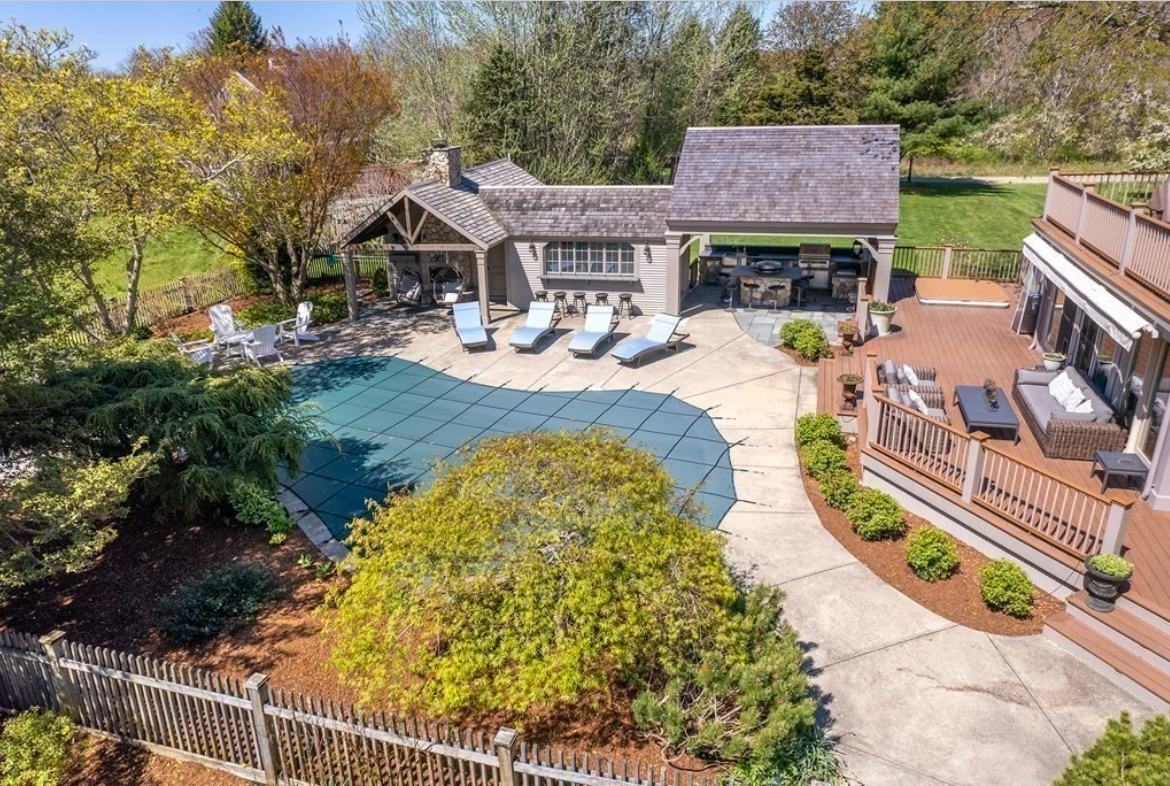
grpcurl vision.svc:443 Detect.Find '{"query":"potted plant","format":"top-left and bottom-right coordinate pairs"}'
top-left (837, 373), bottom-right (861, 409)
top-left (1083, 553), bottom-right (1134, 613)
top-left (1097, 353), bottom-right (1114, 372)
top-left (869, 300), bottom-right (897, 336)
top-left (839, 321), bottom-right (859, 354)
top-left (1043, 351), bottom-right (1066, 372)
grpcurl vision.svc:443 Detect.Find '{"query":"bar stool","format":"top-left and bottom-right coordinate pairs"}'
top-left (594, 292), bottom-right (609, 307)
top-left (742, 282), bottom-right (761, 311)
top-left (552, 291), bottom-right (568, 318)
top-left (534, 290), bottom-right (548, 303)
top-left (572, 292), bottom-right (588, 317)
top-left (792, 277), bottom-right (809, 308)
top-left (767, 282), bottom-right (785, 310)
top-left (617, 293), bottom-right (634, 319)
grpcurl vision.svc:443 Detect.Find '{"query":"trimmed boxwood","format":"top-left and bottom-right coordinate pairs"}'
top-left (979, 560), bottom-right (1034, 618)
top-left (905, 528), bottom-right (959, 581)
top-left (846, 488), bottom-right (906, 541)
top-left (795, 413), bottom-right (843, 448)
top-left (799, 441), bottom-right (847, 480)
top-left (818, 469), bottom-right (858, 510)
top-left (779, 319), bottom-right (831, 362)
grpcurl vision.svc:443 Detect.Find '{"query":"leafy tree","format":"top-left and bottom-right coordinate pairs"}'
top-left (207, 1), bottom-right (266, 57)
top-left (326, 430), bottom-right (813, 762)
top-left (859, 2), bottom-right (993, 180)
top-left (708, 5), bottom-right (764, 124)
top-left (187, 36), bottom-right (396, 303)
top-left (765, 0), bottom-right (859, 54)
top-left (461, 46), bottom-right (535, 165)
top-left (741, 47), bottom-right (856, 127)
top-left (1055, 711), bottom-right (1170, 786)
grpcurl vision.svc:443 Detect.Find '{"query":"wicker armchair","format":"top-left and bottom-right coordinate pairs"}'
top-left (1012, 369), bottom-right (1126, 460)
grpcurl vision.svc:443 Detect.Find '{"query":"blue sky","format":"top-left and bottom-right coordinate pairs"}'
top-left (0, 2), bottom-right (366, 69)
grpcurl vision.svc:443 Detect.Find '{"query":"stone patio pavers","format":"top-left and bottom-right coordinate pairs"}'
top-left (283, 290), bottom-right (1154, 786)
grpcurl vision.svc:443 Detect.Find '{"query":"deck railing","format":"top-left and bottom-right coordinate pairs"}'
top-left (892, 246), bottom-right (1025, 282)
top-left (1044, 169), bottom-right (1170, 305)
top-left (862, 352), bottom-right (1130, 558)
top-left (0, 630), bottom-right (711, 786)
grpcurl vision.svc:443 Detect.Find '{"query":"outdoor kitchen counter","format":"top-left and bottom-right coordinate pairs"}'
top-left (729, 265), bottom-right (802, 308)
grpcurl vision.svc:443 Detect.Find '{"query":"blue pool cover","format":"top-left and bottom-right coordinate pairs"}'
top-left (285, 356), bottom-right (737, 538)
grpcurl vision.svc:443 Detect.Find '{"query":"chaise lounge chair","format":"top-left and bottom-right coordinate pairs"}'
top-left (612, 313), bottom-right (688, 367)
top-left (509, 302), bottom-right (557, 352)
top-left (568, 305), bottom-right (618, 358)
top-left (452, 302), bottom-right (489, 351)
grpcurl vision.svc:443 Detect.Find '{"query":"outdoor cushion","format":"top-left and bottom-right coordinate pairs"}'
top-left (509, 302), bottom-right (556, 349)
top-left (612, 314), bottom-right (685, 364)
top-left (612, 337), bottom-right (658, 361)
top-left (452, 302), bottom-right (488, 349)
top-left (1016, 368), bottom-right (1055, 386)
top-left (902, 364), bottom-right (920, 387)
top-left (1048, 371), bottom-right (1078, 408)
top-left (883, 359), bottom-right (898, 382)
top-left (567, 306), bottom-right (616, 357)
top-left (907, 390), bottom-right (930, 415)
top-left (1017, 384), bottom-right (1062, 432)
top-left (886, 388), bottom-right (904, 405)
top-left (1070, 396), bottom-right (1095, 415)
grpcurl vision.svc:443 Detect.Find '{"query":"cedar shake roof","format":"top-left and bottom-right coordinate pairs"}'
top-left (667, 125), bottom-right (900, 227)
top-left (340, 159), bottom-right (542, 248)
top-left (478, 187), bottom-right (672, 238)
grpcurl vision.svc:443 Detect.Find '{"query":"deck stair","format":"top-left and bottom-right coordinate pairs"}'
top-left (1044, 593), bottom-right (1170, 711)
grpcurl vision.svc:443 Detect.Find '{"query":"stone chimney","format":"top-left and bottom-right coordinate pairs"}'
top-left (421, 140), bottom-right (462, 188)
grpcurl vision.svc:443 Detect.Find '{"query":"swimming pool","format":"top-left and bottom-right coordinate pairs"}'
top-left (285, 356), bottom-right (738, 538)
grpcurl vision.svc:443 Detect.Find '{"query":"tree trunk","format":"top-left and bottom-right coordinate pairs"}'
top-left (907, 155), bottom-right (914, 185)
top-left (75, 259), bottom-right (117, 337)
top-left (123, 232), bottom-right (146, 335)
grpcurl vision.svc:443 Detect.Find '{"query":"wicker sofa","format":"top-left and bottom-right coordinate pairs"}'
top-left (1012, 368), bottom-right (1126, 460)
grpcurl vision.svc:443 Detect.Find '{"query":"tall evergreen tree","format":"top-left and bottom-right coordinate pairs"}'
top-left (207, 1), bottom-right (266, 57)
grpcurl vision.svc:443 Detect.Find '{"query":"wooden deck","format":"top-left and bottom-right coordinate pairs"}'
top-left (819, 277), bottom-right (1170, 623)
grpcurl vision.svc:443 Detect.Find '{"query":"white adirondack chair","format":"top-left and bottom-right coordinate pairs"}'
top-left (209, 304), bottom-right (250, 354)
top-left (277, 302), bottom-right (319, 347)
top-left (243, 325), bottom-right (284, 366)
top-left (170, 334), bottom-right (216, 366)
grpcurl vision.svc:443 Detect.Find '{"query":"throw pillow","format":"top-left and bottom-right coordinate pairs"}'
top-left (1070, 396), bottom-right (1095, 415)
top-left (883, 359), bottom-right (898, 383)
top-left (902, 364), bottom-right (920, 387)
top-left (1048, 370), bottom-right (1075, 405)
top-left (907, 390), bottom-right (930, 415)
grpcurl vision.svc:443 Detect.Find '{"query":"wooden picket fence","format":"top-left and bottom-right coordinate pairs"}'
top-left (88, 267), bottom-right (253, 336)
top-left (0, 629), bottom-right (716, 786)
top-left (892, 245), bottom-right (1025, 282)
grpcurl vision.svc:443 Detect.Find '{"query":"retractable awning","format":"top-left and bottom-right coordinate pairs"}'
top-left (1023, 233), bottom-right (1152, 351)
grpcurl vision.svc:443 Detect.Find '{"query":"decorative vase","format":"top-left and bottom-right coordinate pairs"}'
top-left (838, 375), bottom-right (861, 410)
top-left (871, 308), bottom-right (896, 337)
top-left (1083, 557), bottom-right (1132, 613)
top-left (1043, 357), bottom-right (1064, 372)
top-left (840, 330), bottom-right (857, 355)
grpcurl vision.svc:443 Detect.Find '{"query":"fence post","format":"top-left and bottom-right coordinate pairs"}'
top-left (1120, 202), bottom-right (1148, 273)
top-left (38, 630), bottom-right (79, 722)
top-left (1100, 500), bottom-right (1133, 556)
top-left (941, 244), bottom-right (953, 279)
top-left (342, 249), bottom-right (360, 321)
top-left (244, 673), bottom-right (279, 786)
top-left (493, 727), bottom-right (520, 786)
top-left (1075, 182), bottom-right (1095, 243)
top-left (1043, 166), bottom-right (1060, 220)
top-left (960, 432), bottom-right (989, 502)
top-left (864, 351), bottom-right (881, 445)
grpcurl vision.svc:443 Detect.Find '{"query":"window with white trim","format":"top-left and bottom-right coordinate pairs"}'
top-left (544, 241), bottom-right (635, 276)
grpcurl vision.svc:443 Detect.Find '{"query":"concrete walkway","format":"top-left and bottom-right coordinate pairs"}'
top-left (289, 289), bottom-right (1152, 786)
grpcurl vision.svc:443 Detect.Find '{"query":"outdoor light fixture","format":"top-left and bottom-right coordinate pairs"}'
top-left (529, 241), bottom-right (537, 257)
top-left (644, 243), bottom-right (652, 259)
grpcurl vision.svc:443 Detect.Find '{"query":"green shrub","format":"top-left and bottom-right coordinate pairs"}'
top-left (370, 268), bottom-right (389, 297)
top-left (979, 560), bottom-right (1033, 618)
top-left (905, 528), bottom-right (959, 581)
top-left (780, 320), bottom-right (830, 361)
top-left (726, 726), bottom-right (845, 786)
top-left (799, 441), bottom-right (847, 480)
top-left (818, 469), bottom-right (857, 510)
top-left (1055, 711), bottom-right (1170, 786)
top-left (238, 292), bottom-right (348, 328)
top-left (157, 563), bottom-right (280, 643)
top-left (846, 488), bottom-right (906, 541)
top-left (795, 413), bottom-right (842, 448)
top-left (1087, 553), bottom-right (1133, 578)
top-left (327, 431), bottom-right (814, 763)
top-left (0, 708), bottom-right (78, 786)
top-left (230, 481), bottom-right (294, 545)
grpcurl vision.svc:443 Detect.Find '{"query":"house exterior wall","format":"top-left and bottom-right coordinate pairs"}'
top-left (502, 236), bottom-right (670, 316)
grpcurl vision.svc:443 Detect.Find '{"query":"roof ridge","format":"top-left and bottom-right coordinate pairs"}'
top-left (478, 185), bottom-right (672, 190)
top-left (684, 124), bottom-right (900, 131)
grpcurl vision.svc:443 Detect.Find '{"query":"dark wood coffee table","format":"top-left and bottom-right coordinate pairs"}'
top-left (953, 385), bottom-right (1020, 442)
top-left (1091, 451), bottom-right (1148, 493)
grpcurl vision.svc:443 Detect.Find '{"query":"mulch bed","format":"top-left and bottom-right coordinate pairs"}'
top-left (802, 444), bottom-right (1064, 635)
top-left (1, 507), bottom-right (701, 784)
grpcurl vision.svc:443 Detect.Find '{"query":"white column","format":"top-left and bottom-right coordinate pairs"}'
top-left (870, 235), bottom-right (896, 303)
top-left (664, 232), bottom-right (685, 314)
top-left (475, 249), bottom-right (490, 323)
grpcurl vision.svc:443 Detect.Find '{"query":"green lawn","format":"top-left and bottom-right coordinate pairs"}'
top-left (712, 180), bottom-right (1047, 251)
top-left (93, 227), bottom-right (234, 296)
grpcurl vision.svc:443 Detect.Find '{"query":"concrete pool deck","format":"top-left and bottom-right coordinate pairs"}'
top-left (281, 288), bottom-right (1154, 786)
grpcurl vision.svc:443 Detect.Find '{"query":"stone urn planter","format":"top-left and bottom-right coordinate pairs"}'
top-left (1043, 352), bottom-right (1066, 372)
top-left (838, 373), bottom-right (861, 410)
top-left (869, 301), bottom-right (897, 337)
top-left (1083, 554), bottom-right (1134, 613)
top-left (839, 322), bottom-right (859, 355)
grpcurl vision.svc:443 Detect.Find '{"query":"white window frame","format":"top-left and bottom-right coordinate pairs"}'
top-left (542, 241), bottom-right (637, 278)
